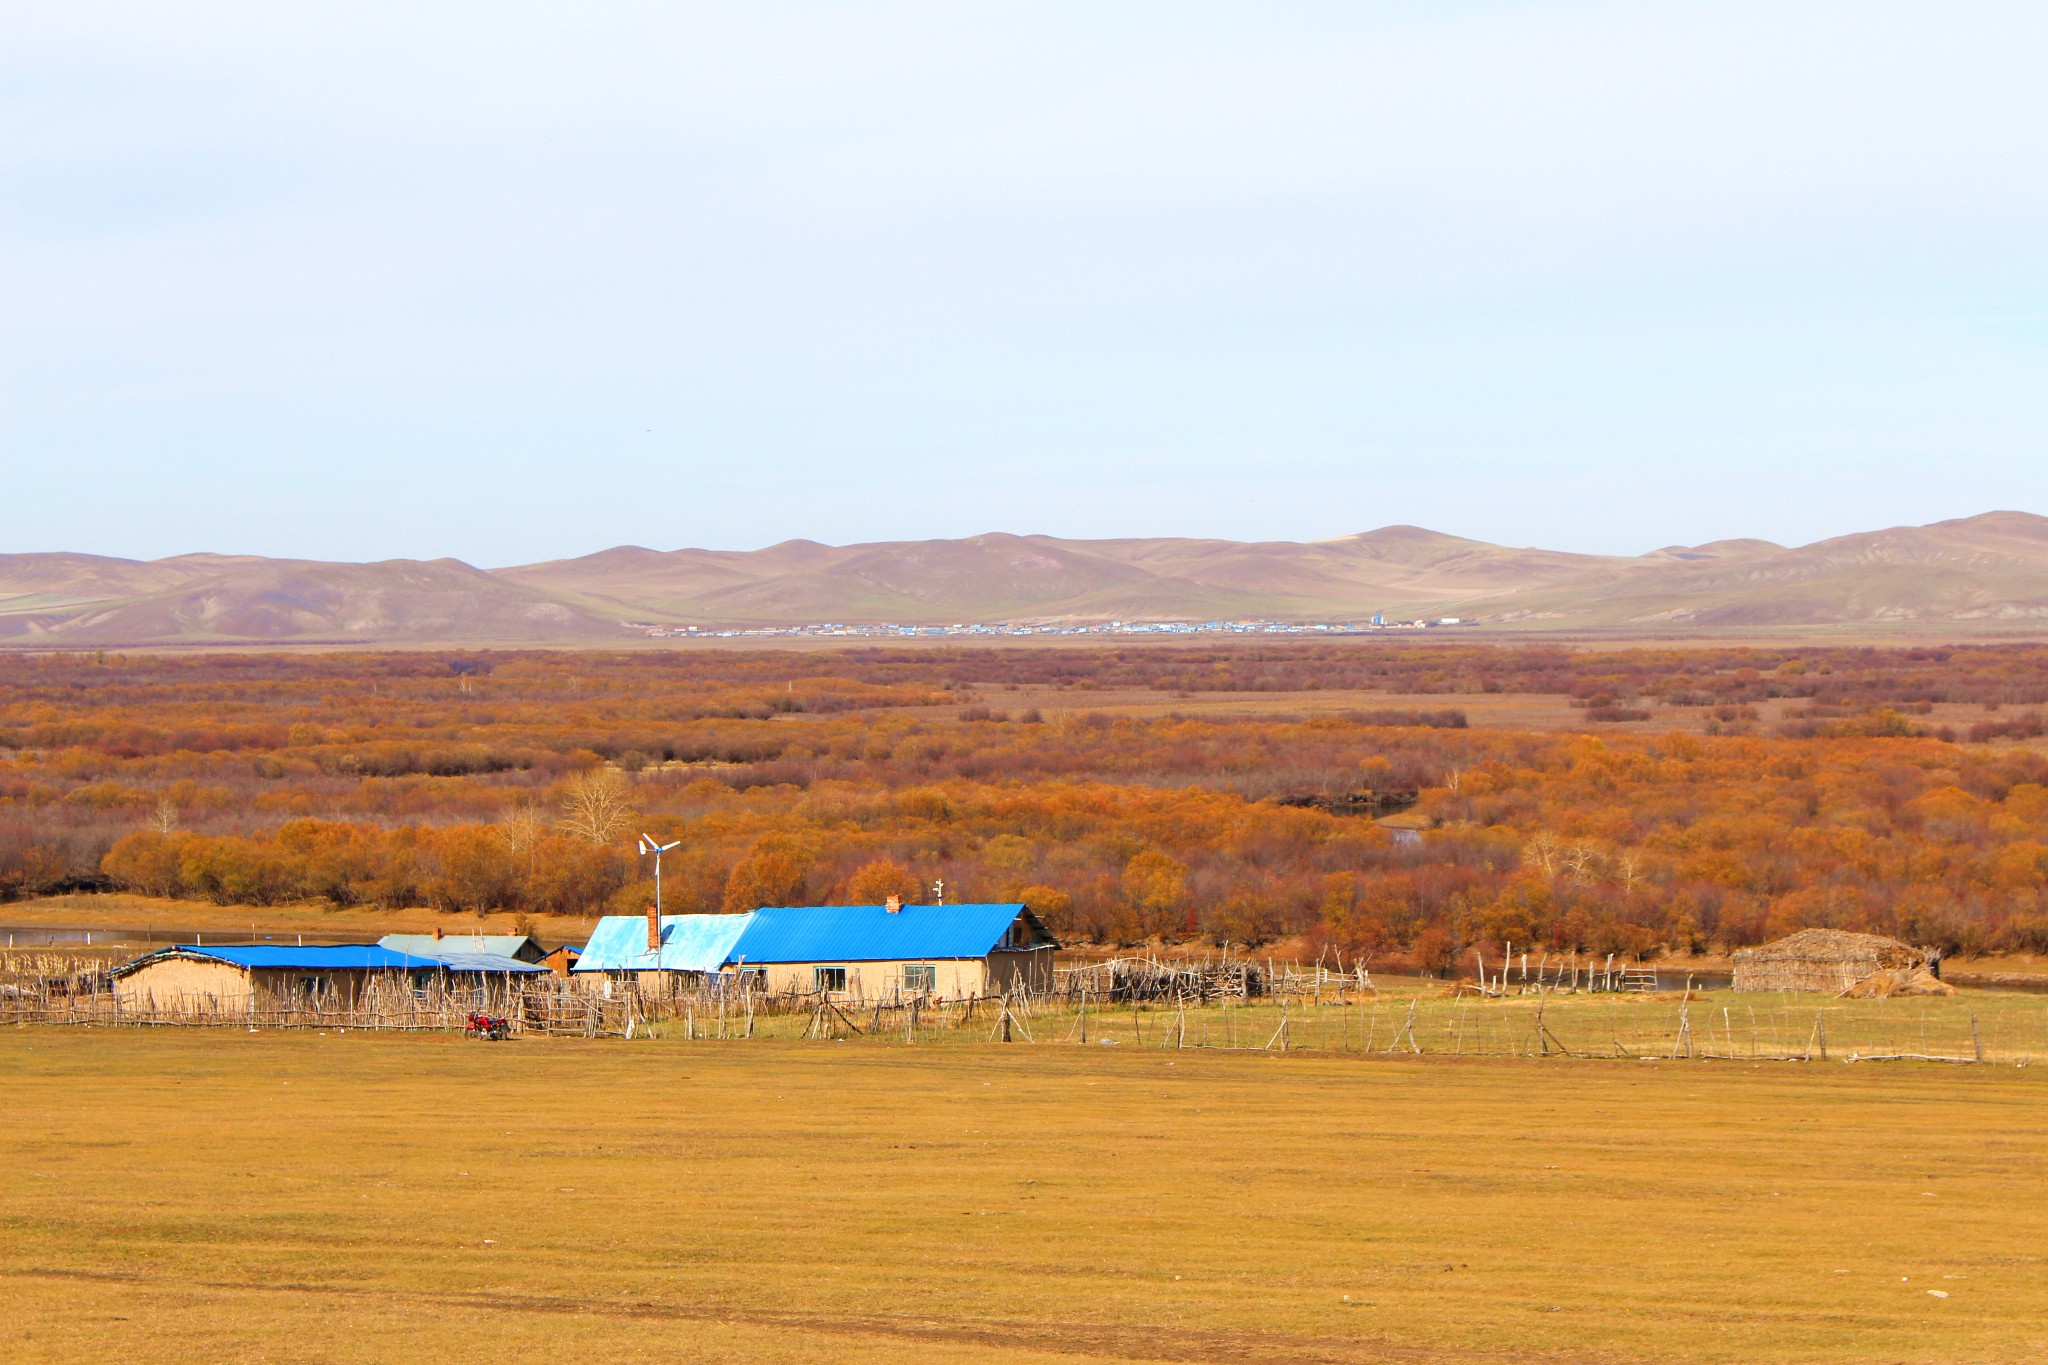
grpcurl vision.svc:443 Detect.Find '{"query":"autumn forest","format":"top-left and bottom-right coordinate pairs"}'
top-left (5, 643), bottom-right (2048, 966)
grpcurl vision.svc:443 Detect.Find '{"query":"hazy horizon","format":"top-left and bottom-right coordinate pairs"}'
top-left (8, 508), bottom-right (2040, 572)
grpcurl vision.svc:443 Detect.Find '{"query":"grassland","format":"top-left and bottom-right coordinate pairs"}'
top-left (961, 685), bottom-right (2048, 749)
top-left (561, 978), bottom-right (2048, 1069)
top-left (0, 892), bottom-right (593, 947)
top-left (3, 1029), bottom-right (2044, 1364)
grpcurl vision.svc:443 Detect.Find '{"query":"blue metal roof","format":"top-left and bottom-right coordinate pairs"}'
top-left (727, 903), bottom-right (1043, 965)
top-left (112, 944), bottom-right (443, 976)
top-left (572, 914), bottom-right (754, 973)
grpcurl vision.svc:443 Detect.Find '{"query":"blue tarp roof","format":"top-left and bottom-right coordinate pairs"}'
top-left (112, 944), bottom-right (443, 976)
top-left (573, 914), bottom-right (754, 973)
top-left (727, 903), bottom-right (1043, 964)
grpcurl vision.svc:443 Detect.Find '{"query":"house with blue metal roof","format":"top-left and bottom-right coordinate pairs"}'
top-left (110, 944), bottom-right (438, 1010)
top-left (726, 900), bottom-right (1057, 1001)
top-left (110, 943), bottom-right (539, 1010)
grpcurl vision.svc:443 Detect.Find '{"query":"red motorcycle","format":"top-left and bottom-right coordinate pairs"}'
top-left (464, 1011), bottom-right (511, 1041)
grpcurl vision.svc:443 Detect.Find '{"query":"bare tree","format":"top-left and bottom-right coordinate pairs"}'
top-left (500, 801), bottom-right (547, 877)
top-left (151, 796), bottom-right (179, 835)
top-left (1560, 841), bottom-right (1600, 882)
top-left (500, 801), bottom-right (545, 853)
top-left (557, 768), bottom-right (634, 844)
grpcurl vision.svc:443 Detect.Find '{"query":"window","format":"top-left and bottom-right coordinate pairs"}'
top-left (902, 963), bottom-right (936, 993)
top-left (814, 966), bottom-right (847, 993)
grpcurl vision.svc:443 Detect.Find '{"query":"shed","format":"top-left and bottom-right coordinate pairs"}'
top-left (536, 944), bottom-right (582, 977)
top-left (109, 944), bottom-right (446, 1011)
top-left (378, 932), bottom-right (546, 964)
top-left (726, 902), bottom-right (1058, 1001)
top-left (1731, 929), bottom-right (1950, 996)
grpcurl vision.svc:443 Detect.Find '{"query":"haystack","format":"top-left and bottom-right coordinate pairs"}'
top-left (1837, 965), bottom-right (1954, 998)
top-left (1731, 929), bottom-right (1940, 995)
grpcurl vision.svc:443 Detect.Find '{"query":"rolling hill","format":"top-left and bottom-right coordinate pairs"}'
top-left (0, 555), bottom-right (614, 644)
top-left (4, 512), bottom-right (2047, 643)
top-left (1487, 512), bottom-right (2048, 629)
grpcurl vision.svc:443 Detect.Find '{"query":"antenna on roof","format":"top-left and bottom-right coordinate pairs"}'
top-left (933, 879), bottom-right (944, 906)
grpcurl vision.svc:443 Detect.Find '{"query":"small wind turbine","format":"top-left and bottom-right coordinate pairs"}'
top-left (638, 833), bottom-right (682, 915)
top-left (932, 879), bottom-right (945, 906)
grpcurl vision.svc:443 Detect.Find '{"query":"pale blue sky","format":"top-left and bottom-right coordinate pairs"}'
top-left (5, 2), bottom-right (2045, 565)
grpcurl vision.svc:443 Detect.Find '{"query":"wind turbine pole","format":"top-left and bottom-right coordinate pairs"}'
top-left (641, 834), bottom-right (682, 917)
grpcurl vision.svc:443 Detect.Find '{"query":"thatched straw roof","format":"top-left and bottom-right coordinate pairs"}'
top-left (1732, 929), bottom-right (1933, 994)
top-left (1735, 928), bottom-right (1925, 968)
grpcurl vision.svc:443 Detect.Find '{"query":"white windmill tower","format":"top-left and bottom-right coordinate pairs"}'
top-left (638, 833), bottom-right (682, 915)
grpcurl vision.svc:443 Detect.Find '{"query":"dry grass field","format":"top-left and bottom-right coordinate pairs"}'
top-left (927, 685), bottom-right (2048, 753)
top-left (3, 1030), bottom-right (2044, 1365)
top-left (0, 892), bottom-right (592, 947)
top-left (959, 688), bottom-right (1634, 730)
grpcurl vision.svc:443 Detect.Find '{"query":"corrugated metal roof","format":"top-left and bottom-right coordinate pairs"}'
top-left (572, 914), bottom-right (754, 973)
top-left (378, 933), bottom-right (543, 962)
top-left (727, 903), bottom-right (1040, 964)
top-left (424, 951), bottom-right (546, 975)
top-left (111, 944), bottom-right (442, 976)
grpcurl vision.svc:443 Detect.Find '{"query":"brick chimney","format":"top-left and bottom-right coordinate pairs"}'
top-left (885, 895), bottom-right (903, 914)
top-left (432, 924), bottom-right (443, 941)
top-left (647, 905), bottom-right (661, 951)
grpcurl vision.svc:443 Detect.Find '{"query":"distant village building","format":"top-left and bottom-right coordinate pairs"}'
top-left (1731, 929), bottom-right (1950, 996)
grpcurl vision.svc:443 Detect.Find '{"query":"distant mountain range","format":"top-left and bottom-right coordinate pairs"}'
top-left (5, 512), bottom-right (2048, 644)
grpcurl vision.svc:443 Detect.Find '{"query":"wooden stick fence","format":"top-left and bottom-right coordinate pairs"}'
top-left (5, 950), bottom-right (2043, 1065)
